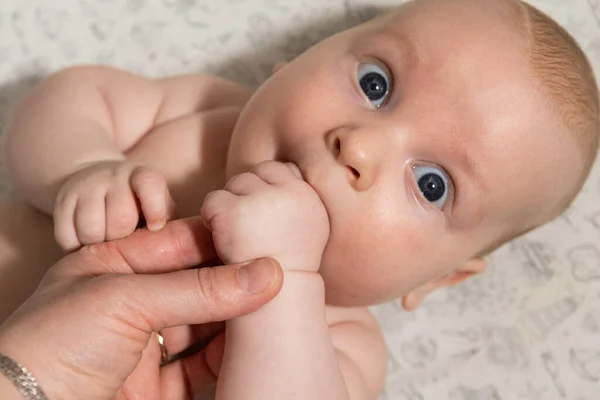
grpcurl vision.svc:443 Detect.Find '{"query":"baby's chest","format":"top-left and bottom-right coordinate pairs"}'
top-left (127, 106), bottom-right (242, 218)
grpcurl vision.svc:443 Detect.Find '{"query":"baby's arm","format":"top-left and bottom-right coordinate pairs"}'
top-left (327, 306), bottom-right (388, 399)
top-left (219, 273), bottom-right (387, 400)
top-left (201, 161), bottom-right (387, 400)
top-left (3, 65), bottom-right (247, 214)
top-left (4, 66), bottom-right (249, 250)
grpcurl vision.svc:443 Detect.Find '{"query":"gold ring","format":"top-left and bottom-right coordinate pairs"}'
top-left (157, 331), bottom-right (169, 366)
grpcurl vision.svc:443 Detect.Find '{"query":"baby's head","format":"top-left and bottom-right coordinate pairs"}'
top-left (226, 0), bottom-right (599, 307)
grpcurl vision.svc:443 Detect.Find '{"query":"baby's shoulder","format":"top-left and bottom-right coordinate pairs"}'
top-left (325, 305), bottom-right (388, 395)
top-left (325, 304), bottom-right (385, 351)
top-left (158, 72), bottom-right (253, 111)
top-left (325, 305), bottom-right (384, 342)
top-left (325, 304), bottom-right (377, 326)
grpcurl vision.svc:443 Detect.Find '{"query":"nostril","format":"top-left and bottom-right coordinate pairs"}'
top-left (333, 137), bottom-right (341, 156)
top-left (347, 166), bottom-right (360, 178)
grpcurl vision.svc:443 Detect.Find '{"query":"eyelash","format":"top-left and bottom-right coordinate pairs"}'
top-left (354, 57), bottom-right (395, 108)
top-left (350, 53), bottom-right (455, 214)
top-left (408, 161), bottom-right (455, 213)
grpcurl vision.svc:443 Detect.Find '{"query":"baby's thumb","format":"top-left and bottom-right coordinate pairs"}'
top-left (121, 258), bottom-right (283, 330)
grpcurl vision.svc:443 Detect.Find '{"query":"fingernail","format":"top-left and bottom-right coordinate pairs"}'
top-left (238, 259), bottom-right (278, 294)
top-left (148, 220), bottom-right (165, 232)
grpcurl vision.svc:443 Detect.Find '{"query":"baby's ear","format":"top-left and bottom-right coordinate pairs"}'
top-left (273, 61), bottom-right (288, 74)
top-left (401, 258), bottom-right (487, 311)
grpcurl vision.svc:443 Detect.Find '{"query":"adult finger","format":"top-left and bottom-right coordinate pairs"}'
top-left (56, 217), bottom-right (216, 276)
top-left (107, 258), bottom-right (283, 332)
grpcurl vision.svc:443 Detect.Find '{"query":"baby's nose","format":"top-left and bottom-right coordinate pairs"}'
top-left (331, 130), bottom-right (379, 191)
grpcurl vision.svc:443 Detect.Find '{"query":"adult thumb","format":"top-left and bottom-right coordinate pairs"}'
top-left (113, 258), bottom-right (284, 331)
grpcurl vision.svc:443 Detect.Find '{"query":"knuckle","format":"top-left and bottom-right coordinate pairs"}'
top-left (194, 267), bottom-right (227, 321)
top-left (107, 212), bottom-right (138, 237)
top-left (53, 195), bottom-right (73, 216)
top-left (79, 228), bottom-right (105, 244)
top-left (77, 205), bottom-right (105, 226)
top-left (201, 191), bottom-right (217, 209)
top-left (255, 160), bottom-right (277, 170)
top-left (249, 161), bottom-right (268, 174)
top-left (252, 160), bottom-right (278, 177)
top-left (76, 217), bottom-right (106, 244)
top-left (55, 187), bottom-right (69, 205)
top-left (131, 165), bottom-right (165, 187)
top-left (201, 190), bottom-right (228, 218)
top-left (54, 231), bottom-right (78, 252)
top-left (224, 173), bottom-right (249, 190)
top-left (85, 167), bottom-right (113, 183)
top-left (113, 160), bottom-right (135, 175)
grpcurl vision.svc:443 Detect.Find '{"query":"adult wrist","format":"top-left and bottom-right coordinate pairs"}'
top-left (0, 353), bottom-right (49, 400)
top-left (0, 372), bottom-right (22, 400)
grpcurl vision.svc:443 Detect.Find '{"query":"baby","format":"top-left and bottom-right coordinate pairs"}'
top-left (2, 0), bottom-right (599, 398)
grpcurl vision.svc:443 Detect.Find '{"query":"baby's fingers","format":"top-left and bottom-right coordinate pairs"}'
top-left (224, 172), bottom-right (268, 195)
top-left (105, 186), bottom-right (141, 241)
top-left (74, 196), bottom-right (107, 246)
top-left (200, 190), bottom-right (237, 231)
top-left (250, 161), bottom-right (303, 185)
top-left (131, 166), bottom-right (175, 232)
top-left (53, 194), bottom-right (81, 252)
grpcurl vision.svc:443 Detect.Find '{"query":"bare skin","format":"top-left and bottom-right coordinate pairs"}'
top-left (0, 71), bottom-right (387, 398)
top-left (0, 0), bottom-right (587, 399)
top-left (0, 203), bottom-right (62, 323)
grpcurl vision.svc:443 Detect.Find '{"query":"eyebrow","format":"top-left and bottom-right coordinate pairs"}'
top-left (373, 27), bottom-right (420, 71)
top-left (371, 25), bottom-right (486, 226)
top-left (448, 138), bottom-right (486, 227)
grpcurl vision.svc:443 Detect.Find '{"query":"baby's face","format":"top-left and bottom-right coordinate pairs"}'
top-left (227, 0), bottom-right (583, 306)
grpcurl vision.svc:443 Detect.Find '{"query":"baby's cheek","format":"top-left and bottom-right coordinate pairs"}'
top-left (204, 330), bottom-right (226, 377)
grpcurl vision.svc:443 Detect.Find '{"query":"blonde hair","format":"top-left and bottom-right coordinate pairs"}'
top-left (477, 0), bottom-right (600, 256)
top-left (519, 1), bottom-right (599, 213)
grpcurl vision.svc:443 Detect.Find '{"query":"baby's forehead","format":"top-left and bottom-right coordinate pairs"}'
top-left (359, 2), bottom-right (527, 76)
top-left (359, 3), bottom-right (579, 224)
top-left (374, 0), bottom-right (525, 40)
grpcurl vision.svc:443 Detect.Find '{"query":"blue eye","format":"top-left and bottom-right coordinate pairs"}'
top-left (412, 165), bottom-right (451, 209)
top-left (357, 62), bottom-right (392, 108)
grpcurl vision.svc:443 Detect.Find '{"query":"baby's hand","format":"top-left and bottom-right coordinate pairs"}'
top-left (200, 161), bottom-right (329, 272)
top-left (54, 160), bottom-right (175, 252)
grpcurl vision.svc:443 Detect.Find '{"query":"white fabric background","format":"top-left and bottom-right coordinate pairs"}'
top-left (0, 1), bottom-right (598, 399)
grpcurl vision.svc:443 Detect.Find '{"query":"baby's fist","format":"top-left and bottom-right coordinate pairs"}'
top-left (54, 161), bottom-right (175, 252)
top-left (200, 161), bottom-right (329, 272)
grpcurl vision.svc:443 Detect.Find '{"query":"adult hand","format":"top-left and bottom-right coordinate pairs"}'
top-left (0, 217), bottom-right (283, 400)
